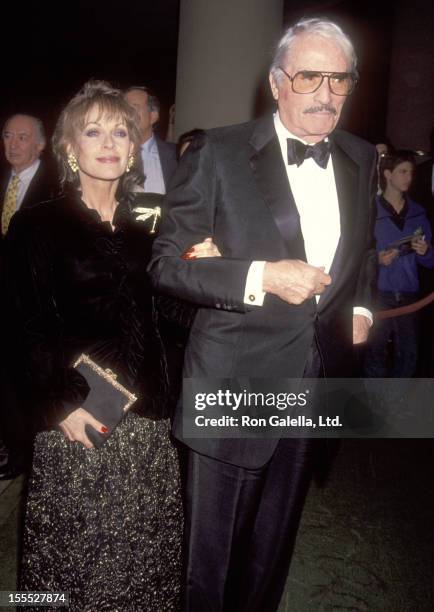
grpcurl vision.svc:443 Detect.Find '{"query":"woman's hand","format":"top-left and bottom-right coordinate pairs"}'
top-left (378, 248), bottom-right (398, 266)
top-left (59, 407), bottom-right (108, 449)
top-left (182, 237), bottom-right (222, 260)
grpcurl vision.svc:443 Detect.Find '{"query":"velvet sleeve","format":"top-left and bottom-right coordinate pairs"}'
top-left (5, 209), bottom-right (89, 431)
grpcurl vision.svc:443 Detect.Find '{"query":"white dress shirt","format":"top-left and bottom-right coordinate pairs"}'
top-left (141, 135), bottom-right (166, 195)
top-left (7, 159), bottom-right (41, 210)
top-left (244, 113), bottom-right (372, 324)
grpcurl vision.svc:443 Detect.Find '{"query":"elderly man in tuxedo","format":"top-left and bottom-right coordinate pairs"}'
top-left (150, 17), bottom-right (376, 612)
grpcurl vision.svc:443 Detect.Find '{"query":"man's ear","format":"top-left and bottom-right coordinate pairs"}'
top-left (150, 110), bottom-right (159, 128)
top-left (37, 141), bottom-right (45, 156)
top-left (384, 169), bottom-right (392, 181)
top-left (269, 72), bottom-right (279, 101)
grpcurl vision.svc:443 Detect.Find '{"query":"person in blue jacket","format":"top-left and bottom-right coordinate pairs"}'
top-left (365, 150), bottom-right (434, 378)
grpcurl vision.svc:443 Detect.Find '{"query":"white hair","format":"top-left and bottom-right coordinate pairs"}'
top-left (270, 18), bottom-right (358, 83)
top-left (3, 114), bottom-right (46, 146)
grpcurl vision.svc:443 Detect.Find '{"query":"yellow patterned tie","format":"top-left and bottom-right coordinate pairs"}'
top-left (1, 175), bottom-right (20, 235)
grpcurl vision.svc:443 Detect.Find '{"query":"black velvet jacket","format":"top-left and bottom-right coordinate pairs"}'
top-left (5, 191), bottom-right (169, 432)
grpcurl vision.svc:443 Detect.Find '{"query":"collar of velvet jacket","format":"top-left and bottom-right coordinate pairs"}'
top-left (62, 188), bottom-right (134, 230)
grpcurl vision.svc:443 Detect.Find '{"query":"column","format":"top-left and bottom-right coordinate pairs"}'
top-left (174, 0), bottom-right (283, 139)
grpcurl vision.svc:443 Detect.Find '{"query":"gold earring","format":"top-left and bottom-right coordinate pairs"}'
top-left (68, 153), bottom-right (78, 173)
top-left (126, 155), bottom-right (134, 173)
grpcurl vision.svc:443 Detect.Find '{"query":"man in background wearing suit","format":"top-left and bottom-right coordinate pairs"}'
top-left (0, 113), bottom-right (58, 480)
top-left (150, 18), bottom-right (376, 612)
top-left (0, 114), bottom-right (57, 233)
top-left (124, 86), bottom-right (177, 194)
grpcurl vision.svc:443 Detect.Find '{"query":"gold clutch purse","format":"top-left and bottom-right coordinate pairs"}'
top-left (73, 354), bottom-right (137, 447)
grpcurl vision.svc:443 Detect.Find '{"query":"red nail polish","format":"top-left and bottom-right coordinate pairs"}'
top-left (101, 426), bottom-right (108, 433)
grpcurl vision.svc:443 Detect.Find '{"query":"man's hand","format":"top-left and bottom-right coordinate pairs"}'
top-left (263, 259), bottom-right (331, 305)
top-left (411, 237), bottom-right (429, 256)
top-left (378, 248), bottom-right (398, 266)
top-left (59, 407), bottom-right (108, 449)
top-left (353, 314), bottom-right (371, 345)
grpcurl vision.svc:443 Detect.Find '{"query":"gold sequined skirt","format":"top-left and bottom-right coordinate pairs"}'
top-left (20, 412), bottom-right (182, 611)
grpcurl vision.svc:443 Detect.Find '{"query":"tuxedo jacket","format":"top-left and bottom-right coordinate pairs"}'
top-left (150, 114), bottom-right (377, 468)
top-left (155, 137), bottom-right (178, 190)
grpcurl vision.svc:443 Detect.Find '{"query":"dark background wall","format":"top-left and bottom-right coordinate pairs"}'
top-left (386, 0), bottom-right (434, 151)
top-left (0, 0), bottom-right (432, 150)
top-left (0, 1), bottom-right (180, 140)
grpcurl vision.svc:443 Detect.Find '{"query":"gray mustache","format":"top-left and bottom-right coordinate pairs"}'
top-left (304, 105), bottom-right (337, 115)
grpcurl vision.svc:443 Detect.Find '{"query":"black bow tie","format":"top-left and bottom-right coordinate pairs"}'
top-left (287, 138), bottom-right (331, 169)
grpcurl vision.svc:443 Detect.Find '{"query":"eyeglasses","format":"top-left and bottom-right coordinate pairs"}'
top-left (278, 67), bottom-right (357, 96)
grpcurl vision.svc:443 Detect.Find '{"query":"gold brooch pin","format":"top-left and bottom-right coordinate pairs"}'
top-left (133, 206), bottom-right (161, 234)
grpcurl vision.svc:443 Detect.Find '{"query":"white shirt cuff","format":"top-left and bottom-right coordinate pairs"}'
top-left (243, 268), bottom-right (374, 320)
top-left (353, 306), bottom-right (373, 326)
top-left (244, 261), bottom-right (266, 306)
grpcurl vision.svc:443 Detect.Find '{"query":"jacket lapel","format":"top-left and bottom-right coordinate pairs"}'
top-left (248, 117), bottom-right (307, 260)
top-left (0, 171), bottom-right (9, 217)
top-left (318, 134), bottom-right (359, 310)
top-left (156, 137), bottom-right (175, 190)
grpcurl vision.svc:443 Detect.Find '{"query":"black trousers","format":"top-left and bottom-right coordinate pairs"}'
top-left (183, 437), bottom-right (315, 612)
top-left (182, 342), bottom-right (323, 611)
